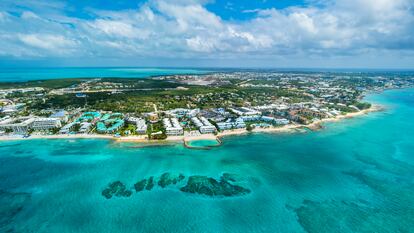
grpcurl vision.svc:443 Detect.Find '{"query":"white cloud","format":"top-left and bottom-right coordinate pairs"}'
top-left (18, 34), bottom-right (78, 53)
top-left (0, 0), bottom-right (413, 66)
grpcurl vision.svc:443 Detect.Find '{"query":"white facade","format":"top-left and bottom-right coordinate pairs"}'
top-left (0, 117), bottom-right (35, 134)
top-left (229, 107), bottom-right (261, 116)
top-left (126, 117), bottom-right (147, 134)
top-left (163, 118), bottom-right (183, 136)
top-left (79, 122), bottom-right (92, 133)
top-left (191, 117), bottom-right (216, 134)
top-left (274, 118), bottom-right (290, 125)
top-left (32, 118), bottom-right (62, 130)
top-left (136, 118), bottom-right (147, 134)
top-left (217, 118), bottom-right (246, 131)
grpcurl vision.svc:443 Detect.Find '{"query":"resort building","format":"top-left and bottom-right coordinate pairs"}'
top-left (217, 118), bottom-right (246, 131)
top-left (274, 118), bottom-right (290, 125)
top-left (191, 117), bottom-right (216, 134)
top-left (96, 113), bottom-right (124, 134)
top-left (0, 117), bottom-right (35, 134)
top-left (127, 117), bottom-right (147, 134)
top-left (50, 110), bottom-right (68, 123)
top-left (241, 115), bottom-right (262, 122)
top-left (229, 107), bottom-right (261, 116)
top-left (0, 103), bottom-right (25, 115)
top-left (59, 123), bottom-right (75, 134)
top-left (31, 118), bottom-right (62, 130)
top-left (79, 122), bottom-right (92, 133)
top-left (146, 112), bottom-right (159, 123)
top-left (76, 112), bottom-right (101, 123)
top-left (136, 119), bottom-right (147, 134)
top-left (163, 118), bottom-right (183, 136)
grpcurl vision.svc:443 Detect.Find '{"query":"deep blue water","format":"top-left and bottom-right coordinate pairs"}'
top-left (0, 68), bottom-right (208, 82)
top-left (0, 89), bottom-right (413, 232)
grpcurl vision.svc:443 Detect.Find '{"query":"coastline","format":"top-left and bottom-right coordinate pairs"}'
top-left (0, 104), bottom-right (383, 144)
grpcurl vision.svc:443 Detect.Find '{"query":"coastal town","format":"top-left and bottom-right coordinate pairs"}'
top-left (0, 71), bottom-right (413, 144)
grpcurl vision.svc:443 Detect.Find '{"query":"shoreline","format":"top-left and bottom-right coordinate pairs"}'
top-left (0, 104), bottom-right (383, 144)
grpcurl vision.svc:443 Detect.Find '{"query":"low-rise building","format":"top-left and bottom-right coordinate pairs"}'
top-left (217, 118), bottom-right (246, 131)
top-left (163, 118), bottom-right (183, 136)
top-left (50, 110), bottom-right (68, 123)
top-left (132, 118), bottom-right (147, 134)
top-left (126, 116), bottom-right (147, 134)
top-left (59, 123), bottom-right (75, 134)
top-left (229, 107), bottom-right (261, 116)
top-left (274, 118), bottom-right (290, 125)
top-left (79, 122), bottom-right (92, 133)
top-left (191, 117), bottom-right (216, 134)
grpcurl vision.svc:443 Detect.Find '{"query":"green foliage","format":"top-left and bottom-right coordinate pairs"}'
top-left (355, 102), bottom-right (372, 110)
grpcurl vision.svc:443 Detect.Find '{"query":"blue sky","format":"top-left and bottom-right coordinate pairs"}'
top-left (0, 0), bottom-right (413, 68)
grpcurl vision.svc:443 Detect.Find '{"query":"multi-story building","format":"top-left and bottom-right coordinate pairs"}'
top-left (217, 118), bottom-right (246, 131)
top-left (191, 117), bottom-right (216, 134)
top-left (50, 110), bottom-right (69, 123)
top-left (79, 122), bottom-right (92, 133)
top-left (163, 118), bottom-right (183, 136)
top-left (31, 118), bottom-right (62, 130)
top-left (0, 117), bottom-right (35, 134)
top-left (59, 122), bottom-right (75, 134)
top-left (126, 117), bottom-right (147, 134)
top-left (136, 119), bottom-right (147, 134)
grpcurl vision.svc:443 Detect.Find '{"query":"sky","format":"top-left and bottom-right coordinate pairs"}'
top-left (0, 0), bottom-right (413, 69)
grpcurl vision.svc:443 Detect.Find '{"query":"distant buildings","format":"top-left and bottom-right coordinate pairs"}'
top-left (0, 103), bottom-right (25, 114)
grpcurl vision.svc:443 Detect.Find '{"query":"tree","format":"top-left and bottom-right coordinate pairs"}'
top-left (246, 124), bottom-right (254, 132)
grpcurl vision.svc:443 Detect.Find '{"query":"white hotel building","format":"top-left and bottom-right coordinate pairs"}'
top-left (163, 118), bottom-right (183, 136)
top-left (31, 118), bottom-right (62, 131)
top-left (191, 117), bottom-right (216, 134)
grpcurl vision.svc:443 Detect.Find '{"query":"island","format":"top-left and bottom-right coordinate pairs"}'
top-left (0, 71), bottom-right (413, 144)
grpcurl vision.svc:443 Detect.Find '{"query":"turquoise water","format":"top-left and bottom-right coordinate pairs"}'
top-left (1, 89), bottom-right (414, 232)
top-left (187, 139), bottom-right (221, 148)
top-left (0, 68), bottom-right (207, 82)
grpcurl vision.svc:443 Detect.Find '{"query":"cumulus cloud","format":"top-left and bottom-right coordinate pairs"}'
top-left (0, 0), bottom-right (413, 66)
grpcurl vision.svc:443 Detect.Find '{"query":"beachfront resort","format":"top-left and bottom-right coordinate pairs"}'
top-left (0, 71), bottom-right (413, 142)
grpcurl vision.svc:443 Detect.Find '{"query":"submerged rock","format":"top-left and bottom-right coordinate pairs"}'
top-left (158, 173), bottom-right (186, 188)
top-left (146, 176), bottom-right (155, 190)
top-left (102, 181), bottom-right (132, 199)
top-left (134, 179), bottom-right (147, 192)
top-left (180, 175), bottom-right (250, 197)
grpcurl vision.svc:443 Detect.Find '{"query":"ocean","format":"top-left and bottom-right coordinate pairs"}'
top-left (0, 88), bottom-right (413, 232)
top-left (0, 68), bottom-right (208, 82)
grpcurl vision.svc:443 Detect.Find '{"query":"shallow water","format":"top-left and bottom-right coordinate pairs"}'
top-left (0, 89), bottom-right (413, 233)
top-left (187, 139), bottom-right (220, 148)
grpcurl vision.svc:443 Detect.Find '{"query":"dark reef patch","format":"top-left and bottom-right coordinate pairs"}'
top-left (158, 172), bottom-right (185, 188)
top-left (134, 179), bottom-right (147, 192)
top-left (102, 181), bottom-right (132, 199)
top-left (102, 173), bottom-right (251, 199)
top-left (180, 175), bottom-right (250, 197)
top-left (0, 190), bottom-right (31, 232)
top-left (145, 176), bottom-right (155, 190)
